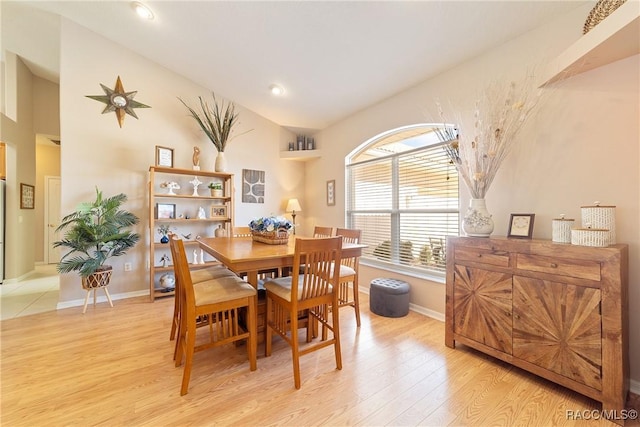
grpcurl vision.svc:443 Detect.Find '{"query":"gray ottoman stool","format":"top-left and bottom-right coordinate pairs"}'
top-left (369, 278), bottom-right (410, 317)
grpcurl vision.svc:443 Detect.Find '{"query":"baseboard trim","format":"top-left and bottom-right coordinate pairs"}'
top-left (56, 289), bottom-right (149, 310)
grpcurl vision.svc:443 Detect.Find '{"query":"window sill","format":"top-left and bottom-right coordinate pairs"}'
top-left (360, 258), bottom-right (445, 284)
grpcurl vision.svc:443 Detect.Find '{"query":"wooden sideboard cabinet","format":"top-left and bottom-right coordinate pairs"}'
top-left (446, 236), bottom-right (629, 424)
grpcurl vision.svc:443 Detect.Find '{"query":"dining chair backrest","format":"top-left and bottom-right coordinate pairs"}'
top-left (313, 226), bottom-right (333, 238)
top-left (335, 227), bottom-right (361, 268)
top-left (233, 226), bottom-right (252, 237)
top-left (291, 236), bottom-right (342, 303)
top-left (169, 235), bottom-right (195, 323)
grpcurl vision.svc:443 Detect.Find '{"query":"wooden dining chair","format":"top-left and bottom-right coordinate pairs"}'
top-left (232, 226), bottom-right (280, 281)
top-left (313, 226), bottom-right (333, 238)
top-left (232, 226), bottom-right (252, 237)
top-left (169, 233), bottom-right (227, 343)
top-left (264, 236), bottom-right (343, 389)
top-left (335, 228), bottom-right (362, 327)
top-left (169, 234), bottom-right (257, 395)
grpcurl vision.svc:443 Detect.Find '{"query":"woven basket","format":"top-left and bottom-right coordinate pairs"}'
top-left (82, 266), bottom-right (113, 290)
top-left (251, 229), bottom-right (290, 245)
top-left (583, 0), bottom-right (626, 34)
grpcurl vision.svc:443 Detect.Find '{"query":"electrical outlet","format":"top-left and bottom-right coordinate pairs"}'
top-left (124, 262), bottom-right (132, 272)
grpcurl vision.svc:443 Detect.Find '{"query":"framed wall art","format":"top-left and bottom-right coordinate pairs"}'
top-left (326, 180), bottom-right (335, 206)
top-left (242, 169), bottom-right (265, 203)
top-left (156, 203), bottom-right (176, 219)
top-left (508, 213), bottom-right (535, 238)
top-left (20, 183), bottom-right (35, 209)
top-left (155, 145), bottom-right (174, 168)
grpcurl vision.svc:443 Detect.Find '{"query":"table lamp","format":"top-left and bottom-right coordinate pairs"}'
top-left (286, 198), bottom-right (302, 234)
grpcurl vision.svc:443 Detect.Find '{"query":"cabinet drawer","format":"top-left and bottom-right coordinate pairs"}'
top-left (516, 254), bottom-right (601, 281)
top-left (454, 247), bottom-right (510, 267)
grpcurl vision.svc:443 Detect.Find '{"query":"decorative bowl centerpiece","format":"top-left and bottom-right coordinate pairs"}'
top-left (248, 216), bottom-right (292, 245)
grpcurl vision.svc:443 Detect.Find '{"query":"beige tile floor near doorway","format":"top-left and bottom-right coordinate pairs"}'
top-left (0, 264), bottom-right (59, 321)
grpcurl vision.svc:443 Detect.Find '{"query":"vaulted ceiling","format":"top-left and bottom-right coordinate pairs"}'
top-left (2, 1), bottom-right (589, 133)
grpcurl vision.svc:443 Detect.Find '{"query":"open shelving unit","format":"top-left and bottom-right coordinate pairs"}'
top-left (148, 166), bottom-right (234, 301)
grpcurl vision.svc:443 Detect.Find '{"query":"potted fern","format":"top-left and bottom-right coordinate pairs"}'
top-left (54, 188), bottom-right (141, 290)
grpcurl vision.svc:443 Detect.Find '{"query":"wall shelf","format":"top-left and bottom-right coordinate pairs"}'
top-left (541, 0), bottom-right (639, 86)
top-left (280, 149), bottom-right (322, 161)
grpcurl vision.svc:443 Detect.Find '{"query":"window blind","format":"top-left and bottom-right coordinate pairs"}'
top-left (347, 140), bottom-right (458, 273)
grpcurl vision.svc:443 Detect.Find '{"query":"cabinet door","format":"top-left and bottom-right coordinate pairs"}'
top-left (513, 276), bottom-right (602, 390)
top-left (453, 265), bottom-right (513, 354)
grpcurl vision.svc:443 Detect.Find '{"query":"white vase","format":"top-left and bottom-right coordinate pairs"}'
top-left (462, 198), bottom-right (494, 237)
top-left (215, 152), bottom-right (227, 172)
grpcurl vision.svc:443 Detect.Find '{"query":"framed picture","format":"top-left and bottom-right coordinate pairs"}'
top-left (20, 183), bottom-right (35, 209)
top-left (209, 205), bottom-right (228, 219)
top-left (508, 214), bottom-right (535, 238)
top-left (326, 180), bottom-right (335, 206)
top-left (156, 203), bottom-right (176, 219)
top-left (155, 145), bottom-right (174, 168)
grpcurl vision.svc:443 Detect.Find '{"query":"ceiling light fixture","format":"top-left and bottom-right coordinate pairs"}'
top-left (269, 84), bottom-right (284, 96)
top-left (131, 2), bottom-right (154, 20)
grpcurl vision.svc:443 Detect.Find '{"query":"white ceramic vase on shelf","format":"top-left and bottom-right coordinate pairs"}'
top-left (215, 151), bottom-right (227, 172)
top-left (462, 198), bottom-right (494, 237)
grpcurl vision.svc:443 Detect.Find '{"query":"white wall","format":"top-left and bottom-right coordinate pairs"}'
top-left (57, 19), bottom-right (303, 302)
top-left (312, 5), bottom-right (640, 384)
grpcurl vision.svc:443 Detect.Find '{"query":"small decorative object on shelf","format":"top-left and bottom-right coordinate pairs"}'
top-left (189, 176), bottom-right (202, 196)
top-left (581, 201), bottom-right (616, 244)
top-left (214, 224), bottom-right (226, 237)
top-left (208, 182), bottom-right (223, 197)
top-left (159, 273), bottom-right (175, 290)
top-left (248, 216), bottom-right (292, 245)
top-left (192, 147), bottom-right (200, 171)
top-left (159, 254), bottom-right (170, 267)
top-left (197, 207), bottom-right (206, 219)
top-left (160, 181), bottom-right (180, 195)
top-left (158, 224), bottom-right (172, 243)
top-left (552, 214), bottom-right (574, 243)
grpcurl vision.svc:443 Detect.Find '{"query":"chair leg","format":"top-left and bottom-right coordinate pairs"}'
top-left (103, 286), bottom-right (114, 308)
top-left (180, 330), bottom-right (196, 396)
top-left (247, 296), bottom-right (257, 371)
top-left (82, 290), bottom-right (91, 314)
top-left (265, 296), bottom-right (273, 357)
top-left (290, 312), bottom-right (301, 389)
top-left (332, 298), bottom-right (342, 371)
top-left (352, 282), bottom-right (361, 327)
top-left (93, 289), bottom-right (98, 307)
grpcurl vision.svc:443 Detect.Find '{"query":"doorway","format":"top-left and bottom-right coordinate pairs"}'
top-left (44, 176), bottom-right (61, 264)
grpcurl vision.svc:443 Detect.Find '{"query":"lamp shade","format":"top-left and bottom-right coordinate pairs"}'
top-left (286, 198), bottom-right (302, 213)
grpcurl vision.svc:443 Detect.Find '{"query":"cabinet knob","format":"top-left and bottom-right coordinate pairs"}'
top-left (550, 263), bottom-right (558, 268)
top-left (477, 254), bottom-right (482, 258)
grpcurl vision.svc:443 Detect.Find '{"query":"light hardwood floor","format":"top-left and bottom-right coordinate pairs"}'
top-left (1, 292), bottom-right (638, 426)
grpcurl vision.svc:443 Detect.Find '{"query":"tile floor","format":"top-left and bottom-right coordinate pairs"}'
top-left (0, 264), bottom-right (59, 321)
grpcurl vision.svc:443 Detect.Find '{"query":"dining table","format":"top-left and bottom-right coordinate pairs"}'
top-left (197, 235), bottom-right (366, 288)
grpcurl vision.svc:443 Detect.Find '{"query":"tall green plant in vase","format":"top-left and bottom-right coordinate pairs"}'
top-left (179, 92), bottom-right (252, 172)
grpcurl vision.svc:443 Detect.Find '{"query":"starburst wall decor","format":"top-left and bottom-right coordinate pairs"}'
top-left (86, 76), bottom-right (150, 128)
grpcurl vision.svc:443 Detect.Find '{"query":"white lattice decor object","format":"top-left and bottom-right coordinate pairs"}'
top-left (581, 202), bottom-right (616, 245)
top-left (571, 228), bottom-right (610, 247)
top-left (552, 215), bottom-right (574, 243)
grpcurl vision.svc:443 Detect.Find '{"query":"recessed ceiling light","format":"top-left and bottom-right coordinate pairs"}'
top-left (131, 2), bottom-right (154, 20)
top-left (269, 84), bottom-right (284, 96)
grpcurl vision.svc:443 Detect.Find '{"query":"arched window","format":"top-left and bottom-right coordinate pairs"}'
top-left (346, 124), bottom-right (458, 277)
